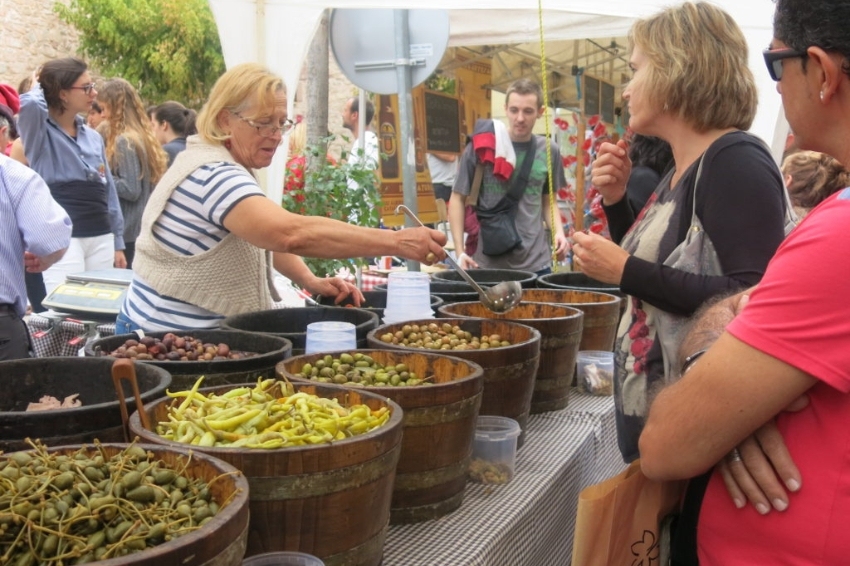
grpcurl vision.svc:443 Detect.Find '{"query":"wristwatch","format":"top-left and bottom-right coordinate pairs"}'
top-left (680, 348), bottom-right (708, 375)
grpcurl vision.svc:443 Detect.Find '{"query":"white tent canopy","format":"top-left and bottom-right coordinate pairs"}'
top-left (208, 0), bottom-right (785, 203)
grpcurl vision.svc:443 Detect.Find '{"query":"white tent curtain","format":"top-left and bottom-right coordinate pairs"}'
top-left (208, 0), bottom-right (785, 204)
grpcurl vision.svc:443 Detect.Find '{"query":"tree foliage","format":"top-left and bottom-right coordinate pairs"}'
top-left (55, 0), bottom-right (225, 106)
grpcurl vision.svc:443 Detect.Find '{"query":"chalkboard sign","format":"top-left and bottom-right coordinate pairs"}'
top-left (424, 91), bottom-right (461, 154)
top-left (584, 75), bottom-right (600, 117)
top-left (601, 81), bottom-right (616, 124)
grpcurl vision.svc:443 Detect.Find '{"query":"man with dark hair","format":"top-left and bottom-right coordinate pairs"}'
top-left (341, 96), bottom-right (378, 170)
top-left (640, 0), bottom-right (850, 562)
top-left (448, 78), bottom-right (568, 274)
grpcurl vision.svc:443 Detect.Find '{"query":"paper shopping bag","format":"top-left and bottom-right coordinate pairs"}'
top-left (571, 460), bottom-right (686, 566)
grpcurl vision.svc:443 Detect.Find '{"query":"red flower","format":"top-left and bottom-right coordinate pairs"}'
top-left (588, 115), bottom-right (601, 127)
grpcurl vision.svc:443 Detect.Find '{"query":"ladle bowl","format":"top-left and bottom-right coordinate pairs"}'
top-left (395, 205), bottom-right (522, 314)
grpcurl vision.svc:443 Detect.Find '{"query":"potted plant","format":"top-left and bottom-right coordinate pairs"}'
top-left (282, 135), bottom-right (383, 278)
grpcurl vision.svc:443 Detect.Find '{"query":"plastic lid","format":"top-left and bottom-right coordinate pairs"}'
top-left (474, 415), bottom-right (521, 441)
top-left (242, 551), bottom-right (325, 566)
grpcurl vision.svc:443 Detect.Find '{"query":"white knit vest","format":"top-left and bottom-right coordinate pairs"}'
top-left (133, 136), bottom-right (281, 316)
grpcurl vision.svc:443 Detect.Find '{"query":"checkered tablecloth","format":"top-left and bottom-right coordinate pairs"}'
top-left (26, 314), bottom-right (117, 357)
top-left (382, 390), bottom-right (624, 566)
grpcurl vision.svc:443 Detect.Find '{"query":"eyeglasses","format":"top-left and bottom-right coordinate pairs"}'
top-left (763, 47), bottom-right (808, 81)
top-left (234, 113), bottom-right (294, 137)
top-left (68, 83), bottom-right (97, 95)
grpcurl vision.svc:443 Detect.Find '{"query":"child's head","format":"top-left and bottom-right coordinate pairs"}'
top-left (781, 150), bottom-right (850, 216)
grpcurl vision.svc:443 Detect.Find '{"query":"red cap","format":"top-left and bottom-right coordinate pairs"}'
top-left (0, 84), bottom-right (21, 115)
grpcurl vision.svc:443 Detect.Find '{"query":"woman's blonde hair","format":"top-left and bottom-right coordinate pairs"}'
top-left (288, 121), bottom-right (307, 156)
top-left (196, 63), bottom-right (285, 144)
top-left (629, 2), bottom-right (757, 132)
top-left (97, 78), bottom-right (168, 185)
top-left (782, 150), bottom-right (850, 214)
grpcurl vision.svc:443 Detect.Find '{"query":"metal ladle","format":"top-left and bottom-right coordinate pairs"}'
top-left (396, 205), bottom-right (522, 314)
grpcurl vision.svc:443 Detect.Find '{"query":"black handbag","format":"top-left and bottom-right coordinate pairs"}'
top-left (476, 140), bottom-right (537, 256)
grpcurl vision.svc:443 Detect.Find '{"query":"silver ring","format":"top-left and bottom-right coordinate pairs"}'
top-left (727, 448), bottom-right (743, 464)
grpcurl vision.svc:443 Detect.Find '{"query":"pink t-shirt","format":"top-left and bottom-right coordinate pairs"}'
top-left (698, 189), bottom-right (850, 564)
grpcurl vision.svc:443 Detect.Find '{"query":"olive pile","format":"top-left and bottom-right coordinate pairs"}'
top-left (0, 442), bottom-right (227, 564)
top-left (291, 353), bottom-right (432, 387)
top-left (106, 333), bottom-right (257, 361)
top-left (378, 322), bottom-right (512, 350)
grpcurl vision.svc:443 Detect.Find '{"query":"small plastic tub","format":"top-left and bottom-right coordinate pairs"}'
top-left (576, 350), bottom-right (615, 395)
top-left (242, 551), bottom-right (325, 566)
top-left (468, 415), bottom-right (521, 485)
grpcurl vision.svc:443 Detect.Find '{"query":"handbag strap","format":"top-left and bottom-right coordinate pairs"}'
top-left (506, 138), bottom-right (537, 202)
top-left (467, 163), bottom-right (484, 206)
top-left (688, 152), bottom-right (707, 227)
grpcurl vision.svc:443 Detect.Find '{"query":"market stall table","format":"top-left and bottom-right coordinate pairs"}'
top-left (382, 390), bottom-right (623, 565)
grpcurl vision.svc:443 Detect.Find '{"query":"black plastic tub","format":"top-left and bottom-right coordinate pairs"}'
top-left (317, 290), bottom-right (443, 320)
top-left (431, 268), bottom-right (538, 289)
top-left (536, 272), bottom-right (626, 317)
top-left (378, 281), bottom-right (481, 305)
top-left (221, 306), bottom-right (379, 356)
top-left (0, 356), bottom-right (171, 452)
top-left (86, 330), bottom-right (291, 391)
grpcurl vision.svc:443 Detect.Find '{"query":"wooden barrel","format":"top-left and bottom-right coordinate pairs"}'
top-left (366, 318), bottom-right (540, 446)
top-left (86, 330), bottom-right (291, 391)
top-left (222, 307), bottom-right (379, 355)
top-left (536, 272), bottom-right (627, 317)
top-left (1, 443), bottom-right (251, 566)
top-left (277, 350), bottom-right (484, 524)
top-left (129, 382), bottom-right (403, 566)
top-left (438, 302), bottom-right (584, 414)
top-left (0, 357), bottom-right (171, 452)
top-left (522, 288), bottom-right (621, 351)
top-left (431, 268), bottom-right (538, 289)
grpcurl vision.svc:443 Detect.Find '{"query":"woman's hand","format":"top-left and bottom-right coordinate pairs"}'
top-left (114, 250), bottom-right (127, 269)
top-left (395, 226), bottom-right (447, 265)
top-left (571, 231), bottom-right (629, 284)
top-left (306, 276), bottom-right (364, 306)
top-left (590, 140), bottom-right (631, 205)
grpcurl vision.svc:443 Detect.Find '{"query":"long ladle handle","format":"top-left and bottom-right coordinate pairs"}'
top-left (395, 205), bottom-right (489, 297)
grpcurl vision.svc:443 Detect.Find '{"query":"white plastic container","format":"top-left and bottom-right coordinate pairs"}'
top-left (304, 321), bottom-right (357, 354)
top-left (576, 350), bottom-right (615, 395)
top-left (242, 551), bottom-right (325, 566)
top-left (468, 415), bottom-right (521, 485)
top-left (383, 271), bottom-right (434, 324)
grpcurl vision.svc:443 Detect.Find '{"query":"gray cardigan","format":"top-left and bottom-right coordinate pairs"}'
top-left (113, 135), bottom-right (153, 244)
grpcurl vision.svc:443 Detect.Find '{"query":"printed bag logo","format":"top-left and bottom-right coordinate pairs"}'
top-left (630, 529), bottom-right (659, 566)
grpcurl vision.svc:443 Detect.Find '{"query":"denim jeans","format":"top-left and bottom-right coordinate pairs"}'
top-left (114, 312), bottom-right (143, 335)
top-left (535, 267), bottom-right (552, 277)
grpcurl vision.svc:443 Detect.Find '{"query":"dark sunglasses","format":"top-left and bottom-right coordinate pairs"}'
top-left (763, 48), bottom-right (808, 81)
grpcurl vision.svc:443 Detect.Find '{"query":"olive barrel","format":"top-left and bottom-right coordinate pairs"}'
top-left (0, 357), bottom-right (171, 452)
top-left (317, 290), bottom-right (443, 320)
top-left (367, 318), bottom-right (540, 446)
top-left (222, 307), bottom-right (379, 355)
top-left (537, 272), bottom-right (626, 317)
top-left (438, 302), bottom-right (584, 414)
top-left (3, 443), bottom-right (251, 566)
top-left (522, 288), bottom-right (621, 351)
top-left (129, 382), bottom-right (403, 566)
top-left (86, 330), bottom-right (291, 391)
top-left (431, 268), bottom-right (538, 289)
top-left (377, 281), bottom-right (479, 305)
top-left (277, 350), bottom-right (484, 524)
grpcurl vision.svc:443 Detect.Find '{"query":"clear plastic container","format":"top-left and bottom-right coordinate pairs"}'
top-left (576, 350), bottom-right (615, 395)
top-left (242, 551), bottom-right (325, 566)
top-left (468, 415), bottom-right (521, 485)
top-left (304, 321), bottom-right (356, 354)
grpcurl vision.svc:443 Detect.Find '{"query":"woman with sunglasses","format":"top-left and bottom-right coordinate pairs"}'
top-left (117, 63), bottom-right (446, 333)
top-left (18, 57), bottom-right (126, 295)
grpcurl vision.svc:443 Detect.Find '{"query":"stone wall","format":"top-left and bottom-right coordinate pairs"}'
top-left (0, 0), bottom-right (80, 89)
